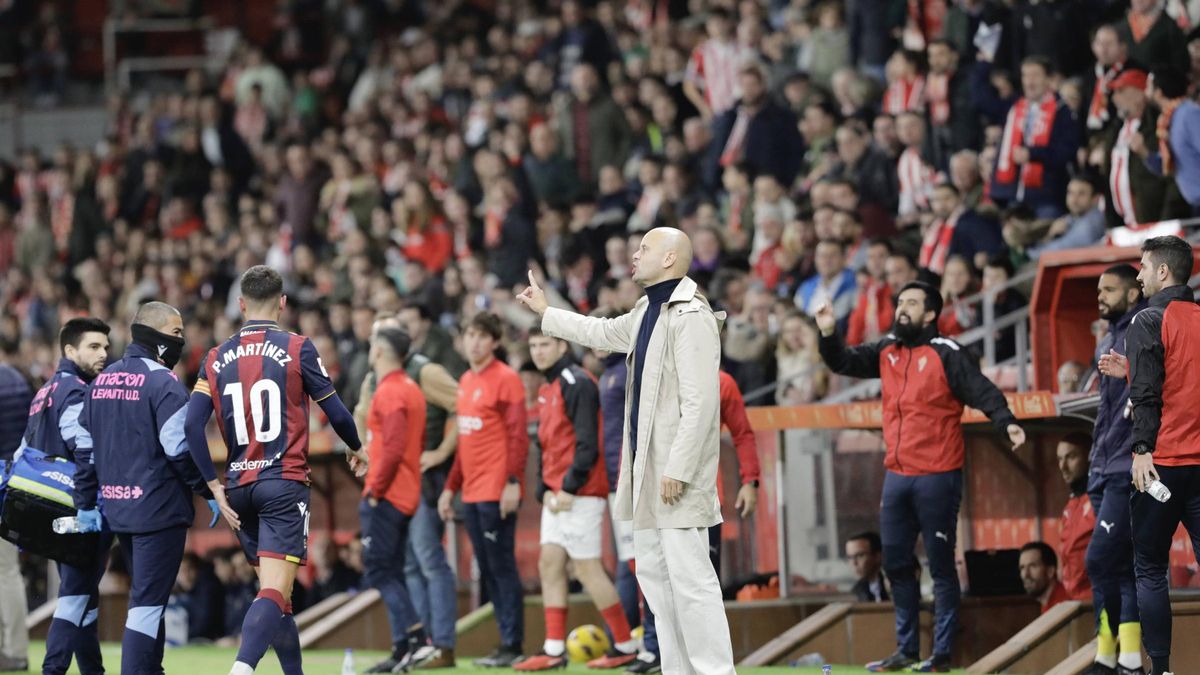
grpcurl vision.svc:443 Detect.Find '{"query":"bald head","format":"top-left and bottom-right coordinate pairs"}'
top-left (133, 301), bottom-right (181, 332)
top-left (631, 227), bottom-right (693, 287)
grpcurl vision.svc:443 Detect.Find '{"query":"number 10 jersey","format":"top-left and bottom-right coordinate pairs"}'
top-left (193, 320), bottom-right (336, 487)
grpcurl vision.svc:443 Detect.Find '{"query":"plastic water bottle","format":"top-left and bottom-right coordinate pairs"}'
top-left (341, 648), bottom-right (355, 675)
top-left (823, 666), bottom-right (833, 675)
top-left (1147, 479), bottom-right (1172, 503)
top-left (52, 517), bottom-right (82, 534)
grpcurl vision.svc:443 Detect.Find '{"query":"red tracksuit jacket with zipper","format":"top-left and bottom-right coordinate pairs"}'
top-left (819, 324), bottom-right (1018, 475)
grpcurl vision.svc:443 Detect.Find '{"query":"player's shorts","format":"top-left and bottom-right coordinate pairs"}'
top-left (540, 494), bottom-right (607, 560)
top-left (227, 478), bottom-right (311, 566)
top-left (608, 492), bottom-right (634, 562)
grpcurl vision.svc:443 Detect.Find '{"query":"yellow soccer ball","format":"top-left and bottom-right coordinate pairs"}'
top-left (566, 624), bottom-right (611, 662)
top-left (631, 625), bottom-right (644, 642)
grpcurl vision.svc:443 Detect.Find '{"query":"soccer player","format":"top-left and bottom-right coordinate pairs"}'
top-left (21, 318), bottom-right (110, 675)
top-left (515, 329), bottom-right (639, 672)
top-left (184, 266), bottom-right (363, 675)
top-left (817, 282), bottom-right (1024, 672)
top-left (73, 302), bottom-right (219, 675)
top-left (437, 312), bottom-right (529, 667)
top-left (359, 326), bottom-right (429, 673)
top-left (355, 312), bottom-right (460, 670)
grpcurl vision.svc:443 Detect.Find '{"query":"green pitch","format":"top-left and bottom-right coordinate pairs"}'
top-left (26, 641), bottom-right (967, 673)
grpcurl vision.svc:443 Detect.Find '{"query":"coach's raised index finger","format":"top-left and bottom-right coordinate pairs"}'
top-left (528, 269), bottom-right (540, 291)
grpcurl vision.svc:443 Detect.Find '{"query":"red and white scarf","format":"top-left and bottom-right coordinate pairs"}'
top-left (919, 208), bottom-right (961, 274)
top-left (884, 75), bottom-right (925, 116)
top-left (996, 95), bottom-right (1059, 189)
top-left (898, 147), bottom-right (935, 216)
top-left (720, 108), bottom-right (752, 167)
top-left (926, 71), bottom-right (952, 126)
top-left (1087, 61), bottom-right (1123, 130)
top-left (1109, 118), bottom-right (1141, 227)
top-left (1158, 97), bottom-right (1183, 175)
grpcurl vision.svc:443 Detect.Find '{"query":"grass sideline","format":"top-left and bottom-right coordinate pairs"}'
top-left (25, 641), bottom-right (971, 673)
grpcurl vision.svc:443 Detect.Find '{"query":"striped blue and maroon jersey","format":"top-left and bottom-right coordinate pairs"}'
top-left (193, 320), bottom-right (336, 487)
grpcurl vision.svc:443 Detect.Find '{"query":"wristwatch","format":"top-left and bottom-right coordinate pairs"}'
top-left (1133, 442), bottom-right (1153, 456)
top-left (506, 476), bottom-right (521, 485)
top-left (746, 480), bottom-right (760, 489)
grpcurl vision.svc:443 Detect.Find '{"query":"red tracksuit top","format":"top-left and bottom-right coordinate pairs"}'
top-left (819, 325), bottom-right (1017, 475)
top-left (1059, 490), bottom-right (1094, 601)
top-left (538, 357), bottom-right (608, 498)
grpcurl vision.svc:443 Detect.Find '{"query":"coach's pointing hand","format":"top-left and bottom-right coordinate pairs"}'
top-left (517, 270), bottom-right (549, 315)
top-left (1007, 424), bottom-right (1026, 451)
top-left (661, 476), bottom-right (686, 505)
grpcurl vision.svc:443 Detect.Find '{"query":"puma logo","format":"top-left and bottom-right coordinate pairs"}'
top-left (483, 531), bottom-right (499, 543)
top-left (935, 531), bottom-right (949, 542)
top-left (1100, 520), bottom-right (1114, 534)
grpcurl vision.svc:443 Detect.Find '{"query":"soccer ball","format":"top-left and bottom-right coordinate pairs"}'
top-left (631, 625), bottom-right (644, 642)
top-left (566, 624), bottom-right (610, 662)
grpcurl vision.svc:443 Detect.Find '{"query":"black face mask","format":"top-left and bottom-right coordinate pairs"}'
top-left (131, 323), bottom-right (185, 369)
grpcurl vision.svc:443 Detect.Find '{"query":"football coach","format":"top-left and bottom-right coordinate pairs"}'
top-left (817, 281), bottom-right (1025, 672)
top-left (517, 227), bottom-right (735, 675)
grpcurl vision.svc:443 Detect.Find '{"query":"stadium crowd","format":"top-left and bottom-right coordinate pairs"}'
top-left (3, 0), bottom-right (1200, 409)
top-left (4, 0), bottom-right (1200, 672)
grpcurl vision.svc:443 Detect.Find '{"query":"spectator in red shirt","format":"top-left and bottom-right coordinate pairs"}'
top-left (438, 313), bottom-right (529, 667)
top-left (1020, 542), bottom-right (1071, 614)
top-left (1056, 433), bottom-right (1094, 603)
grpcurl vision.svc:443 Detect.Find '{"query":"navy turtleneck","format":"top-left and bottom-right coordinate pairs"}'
top-left (629, 277), bottom-right (682, 458)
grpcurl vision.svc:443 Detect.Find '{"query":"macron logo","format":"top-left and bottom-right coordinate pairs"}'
top-left (157, 344), bottom-right (167, 357)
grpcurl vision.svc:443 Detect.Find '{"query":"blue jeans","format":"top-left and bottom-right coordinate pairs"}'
top-left (1087, 472), bottom-right (1139, 637)
top-left (880, 470), bottom-right (962, 659)
top-left (404, 500), bottom-right (457, 648)
top-left (360, 499), bottom-right (419, 646)
top-left (462, 501), bottom-right (523, 648)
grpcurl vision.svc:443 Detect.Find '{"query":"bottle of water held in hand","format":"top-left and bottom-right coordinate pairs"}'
top-left (1147, 479), bottom-right (1172, 503)
top-left (341, 648), bottom-right (355, 675)
top-left (51, 517), bottom-right (82, 534)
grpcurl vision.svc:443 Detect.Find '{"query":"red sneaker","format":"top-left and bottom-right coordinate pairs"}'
top-left (586, 649), bottom-right (639, 669)
top-left (514, 653), bottom-right (568, 671)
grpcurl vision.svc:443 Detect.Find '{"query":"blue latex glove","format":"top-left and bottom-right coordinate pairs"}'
top-left (206, 499), bottom-right (220, 528)
top-left (76, 508), bottom-right (101, 533)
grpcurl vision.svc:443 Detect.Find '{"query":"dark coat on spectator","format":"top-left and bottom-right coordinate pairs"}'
top-left (989, 95), bottom-right (1079, 215)
top-left (947, 209), bottom-right (1006, 266)
top-left (847, 0), bottom-right (902, 72)
top-left (274, 167), bottom-right (328, 250)
top-left (705, 99), bottom-right (804, 191)
top-left (826, 147), bottom-right (899, 237)
top-left (553, 93), bottom-right (633, 186)
top-left (1101, 107), bottom-right (1190, 229)
top-left (1007, 0), bottom-right (1090, 78)
top-left (1117, 11), bottom-right (1189, 72)
top-left (928, 68), bottom-right (982, 170)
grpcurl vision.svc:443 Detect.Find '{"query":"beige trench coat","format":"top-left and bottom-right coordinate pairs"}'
top-left (541, 276), bottom-right (724, 531)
